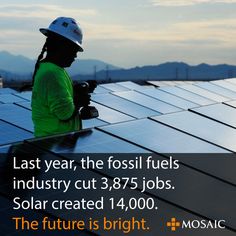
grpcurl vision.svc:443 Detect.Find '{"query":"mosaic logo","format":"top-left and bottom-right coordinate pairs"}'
top-left (166, 218), bottom-right (226, 231)
top-left (166, 218), bottom-right (181, 231)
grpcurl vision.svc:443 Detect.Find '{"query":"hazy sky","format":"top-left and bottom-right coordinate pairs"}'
top-left (0, 0), bottom-right (236, 68)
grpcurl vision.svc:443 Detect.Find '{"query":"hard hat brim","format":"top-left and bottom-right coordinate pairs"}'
top-left (39, 28), bottom-right (84, 52)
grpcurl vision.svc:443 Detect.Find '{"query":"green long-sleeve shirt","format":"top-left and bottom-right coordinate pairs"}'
top-left (31, 62), bottom-right (81, 137)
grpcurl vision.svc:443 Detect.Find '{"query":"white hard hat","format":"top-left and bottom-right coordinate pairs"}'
top-left (40, 17), bottom-right (83, 51)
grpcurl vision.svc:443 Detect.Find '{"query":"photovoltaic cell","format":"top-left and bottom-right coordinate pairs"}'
top-left (99, 83), bottom-right (130, 92)
top-left (0, 88), bottom-right (17, 94)
top-left (99, 119), bottom-right (227, 153)
top-left (15, 101), bottom-right (32, 110)
top-left (159, 86), bottom-right (215, 105)
top-left (93, 85), bottom-right (112, 93)
top-left (113, 91), bottom-right (182, 114)
top-left (82, 118), bottom-right (108, 129)
top-left (195, 81), bottom-right (236, 99)
top-left (28, 129), bottom-right (147, 153)
top-left (116, 81), bottom-right (148, 90)
top-left (0, 104), bottom-right (33, 132)
top-left (177, 84), bottom-right (229, 102)
top-left (92, 93), bottom-right (160, 118)
top-left (211, 80), bottom-right (236, 93)
top-left (0, 94), bottom-right (27, 103)
top-left (0, 120), bottom-right (33, 145)
top-left (13, 91), bottom-right (32, 101)
top-left (137, 88), bottom-right (198, 110)
top-left (91, 101), bottom-right (134, 123)
top-left (152, 111), bottom-right (236, 152)
top-left (191, 103), bottom-right (236, 128)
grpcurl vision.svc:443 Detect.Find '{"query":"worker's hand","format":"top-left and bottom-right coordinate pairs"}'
top-left (86, 80), bottom-right (97, 93)
top-left (73, 82), bottom-right (91, 109)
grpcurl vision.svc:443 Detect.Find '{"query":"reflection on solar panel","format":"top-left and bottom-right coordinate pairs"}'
top-left (152, 111), bottom-right (236, 152)
top-left (117, 81), bottom-right (149, 90)
top-left (99, 83), bottom-right (130, 92)
top-left (14, 91), bottom-right (32, 101)
top-left (28, 129), bottom-right (147, 153)
top-left (94, 85), bottom-right (112, 93)
top-left (191, 103), bottom-right (236, 128)
top-left (82, 118), bottom-right (108, 129)
top-left (0, 120), bottom-right (33, 145)
top-left (225, 78), bottom-right (236, 85)
top-left (92, 93), bottom-right (160, 118)
top-left (0, 104), bottom-right (33, 132)
top-left (99, 118), bottom-right (227, 153)
top-left (137, 88), bottom-right (198, 110)
top-left (0, 94), bottom-right (27, 103)
top-left (211, 80), bottom-right (236, 93)
top-left (195, 81), bottom-right (236, 99)
top-left (91, 101), bottom-right (134, 123)
top-left (0, 88), bottom-right (16, 94)
top-left (114, 91), bottom-right (182, 114)
top-left (177, 84), bottom-right (229, 102)
top-left (159, 86), bottom-right (215, 105)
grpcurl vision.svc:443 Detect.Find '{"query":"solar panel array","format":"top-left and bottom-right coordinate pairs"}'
top-left (0, 78), bottom-right (236, 234)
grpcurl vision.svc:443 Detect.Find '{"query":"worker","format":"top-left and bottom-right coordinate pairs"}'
top-left (31, 17), bottom-right (90, 137)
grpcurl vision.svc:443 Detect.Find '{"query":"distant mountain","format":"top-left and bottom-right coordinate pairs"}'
top-left (0, 51), bottom-right (120, 78)
top-left (73, 62), bottom-right (236, 81)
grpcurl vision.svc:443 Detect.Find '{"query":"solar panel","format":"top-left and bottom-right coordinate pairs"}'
top-left (92, 93), bottom-right (160, 118)
top-left (116, 81), bottom-right (147, 90)
top-left (0, 120), bottom-right (33, 145)
top-left (94, 85), bottom-right (112, 93)
top-left (224, 100), bottom-right (236, 109)
top-left (137, 88), bottom-right (199, 110)
top-left (91, 101), bottom-right (134, 123)
top-left (99, 83), bottom-right (131, 92)
top-left (0, 104), bottom-right (33, 132)
top-left (0, 94), bottom-right (27, 103)
top-left (190, 103), bottom-right (236, 128)
top-left (15, 101), bottom-right (32, 110)
top-left (113, 91), bottom-right (182, 114)
top-left (159, 86), bottom-right (215, 105)
top-left (13, 91), bottom-right (32, 101)
top-left (99, 119), bottom-right (227, 153)
top-left (224, 78), bottom-right (236, 85)
top-left (147, 81), bottom-right (171, 87)
top-left (0, 88), bottom-right (17, 94)
top-left (195, 81), bottom-right (236, 99)
top-left (152, 111), bottom-right (236, 152)
top-left (211, 80), bottom-right (236, 93)
top-left (82, 118), bottom-right (108, 129)
top-left (176, 84), bottom-right (229, 102)
top-left (28, 129), bottom-right (147, 153)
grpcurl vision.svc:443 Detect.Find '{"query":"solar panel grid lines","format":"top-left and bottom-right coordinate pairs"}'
top-left (211, 80), bottom-right (236, 93)
top-left (0, 93), bottom-right (29, 104)
top-left (99, 83), bottom-right (130, 92)
top-left (13, 91), bottom-right (32, 101)
top-left (112, 90), bottom-right (183, 114)
top-left (176, 84), bottom-right (230, 103)
top-left (158, 86), bottom-right (216, 106)
top-left (0, 119), bottom-right (33, 146)
top-left (189, 103), bottom-right (236, 129)
top-left (151, 111), bottom-right (236, 152)
top-left (135, 88), bottom-right (199, 110)
top-left (14, 101), bottom-right (32, 111)
top-left (195, 82), bottom-right (236, 99)
top-left (0, 103), bottom-right (34, 132)
top-left (92, 93), bottom-right (161, 118)
top-left (223, 100), bottom-right (236, 109)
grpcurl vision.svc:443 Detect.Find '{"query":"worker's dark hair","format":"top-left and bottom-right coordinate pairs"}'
top-left (32, 40), bottom-right (48, 85)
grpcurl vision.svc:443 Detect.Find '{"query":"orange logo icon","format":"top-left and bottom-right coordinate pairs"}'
top-left (167, 218), bottom-right (181, 231)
